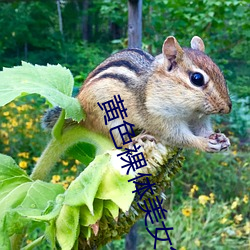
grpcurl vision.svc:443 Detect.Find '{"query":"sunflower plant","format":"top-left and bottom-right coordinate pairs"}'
top-left (0, 62), bottom-right (182, 249)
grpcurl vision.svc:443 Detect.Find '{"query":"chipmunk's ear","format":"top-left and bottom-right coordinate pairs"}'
top-left (162, 36), bottom-right (184, 63)
top-left (191, 36), bottom-right (205, 52)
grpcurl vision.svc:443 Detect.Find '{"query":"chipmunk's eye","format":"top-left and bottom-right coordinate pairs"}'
top-left (190, 72), bottom-right (204, 87)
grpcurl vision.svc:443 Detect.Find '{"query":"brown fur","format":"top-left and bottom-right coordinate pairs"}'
top-left (77, 36), bottom-right (231, 152)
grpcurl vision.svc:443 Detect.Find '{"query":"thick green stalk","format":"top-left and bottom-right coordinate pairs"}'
top-left (30, 126), bottom-right (114, 181)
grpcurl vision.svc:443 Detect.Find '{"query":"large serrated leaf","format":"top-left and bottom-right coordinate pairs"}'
top-left (64, 153), bottom-right (110, 213)
top-left (103, 200), bottom-right (119, 219)
top-left (80, 199), bottom-right (103, 227)
top-left (0, 62), bottom-right (84, 121)
top-left (0, 176), bottom-right (31, 201)
top-left (96, 165), bottom-right (135, 212)
top-left (20, 181), bottom-right (64, 213)
top-left (56, 205), bottom-right (80, 250)
top-left (0, 154), bottom-right (30, 181)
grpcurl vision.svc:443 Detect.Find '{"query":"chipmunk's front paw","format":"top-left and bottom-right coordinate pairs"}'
top-left (129, 132), bottom-right (156, 148)
top-left (206, 133), bottom-right (230, 152)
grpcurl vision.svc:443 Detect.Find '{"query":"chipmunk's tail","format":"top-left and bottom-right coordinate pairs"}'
top-left (41, 106), bottom-right (62, 130)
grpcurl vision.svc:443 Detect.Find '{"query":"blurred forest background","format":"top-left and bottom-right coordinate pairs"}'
top-left (0, 0), bottom-right (249, 249)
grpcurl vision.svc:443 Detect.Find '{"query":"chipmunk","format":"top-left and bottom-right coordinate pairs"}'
top-left (43, 36), bottom-right (232, 153)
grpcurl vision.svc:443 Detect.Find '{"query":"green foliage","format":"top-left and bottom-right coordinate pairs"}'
top-left (0, 62), bottom-right (84, 122)
top-left (0, 1), bottom-right (249, 249)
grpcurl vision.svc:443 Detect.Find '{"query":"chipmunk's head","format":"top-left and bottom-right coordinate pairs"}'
top-left (152, 36), bottom-right (232, 116)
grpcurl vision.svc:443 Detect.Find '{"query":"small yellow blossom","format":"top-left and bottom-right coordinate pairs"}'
top-left (221, 162), bottom-right (228, 167)
top-left (66, 176), bottom-right (75, 182)
top-left (51, 175), bottom-right (61, 183)
top-left (234, 214), bottom-right (243, 224)
top-left (236, 229), bottom-right (243, 237)
top-left (3, 111), bottom-right (9, 116)
top-left (232, 150), bottom-right (237, 156)
top-left (244, 221), bottom-right (250, 234)
top-left (182, 207), bottom-right (192, 217)
top-left (63, 182), bottom-right (69, 189)
top-left (62, 160), bottom-right (69, 166)
top-left (189, 184), bottom-right (199, 197)
top-left (9, 103), bottom-right (16, 108)
top-left (71, 165), bottom-right (77, 172)
top-left (243, 195), bottom-right (248, 204)
top-left (221, 232), bottom-right (227, 238)
top-left (194, 238), bottom-right (201, 247)
top-left (0, 130), bottom-right (8, 138)
top-left (18, 152), bottom-right (30, 159)
top-left (11, 120), bottom-right (18, 127)
top-left (198, 195), bottom-right (210, 206)
top-left (19, 161), bottom-right (28, 169)
top-left (231, 198), bottom-right (240, 209)
top-left (220, 217), bottom-right (228, 224)
top-left (180, 247), bottom-right (186, 250)
top-left (32, 157), bottom-right (39, 162)
top-left (209, 193), bottom-right (215, 204)
top-left (26, 121), bottom-right (33, 129)
top-left (75, 159), bottom-right (81, 165)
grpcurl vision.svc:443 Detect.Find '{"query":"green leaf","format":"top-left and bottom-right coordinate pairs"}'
top-left (65, 142), bottom-right (96, 165)
top-left (0, 154), bottom-right (30, 181)
top-left (0, 62), bottom-right (85, 122)
top-left (0, 176), bottom-right (32, 201)
top-left (64, 153), bottom-right (110, 213)
top-left (20, 181), bottom-right (64, 213)
top-left (96, 162), bottom-right (135, 212)
top-left (52, 109), bottom-right (65, 139)
top-left (103, 200), bottom-right (119, 219)
top-left (56, 205), bottom-right (80, 250)
top-left (21, 235), bottom-right (45, 250)
top-left (80, 199), bottom-right (103, 226)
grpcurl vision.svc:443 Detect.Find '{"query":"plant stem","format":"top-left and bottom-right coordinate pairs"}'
top-left (30, 126), bottom-right (114, 181)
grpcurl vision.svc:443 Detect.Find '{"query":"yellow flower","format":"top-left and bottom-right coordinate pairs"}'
top-left (244, 221), bottom-right (250, 234)
top-left (234, 214), bottom-right (243, 224)
top-left (32, 157), bottom-right (39, 162)
top-left (62, 160), bottom-right (69, 166)
top-left (51, 175), bottom-right (61, 183)
top-left (66, 176), bottom-right (75, 182)
top-left (221, 162), bottom-right (228, 167)
top-left (18, 152), bottom-right (29, 159)
top-left (11, 119), bottom-right (18, 127)
top-left (182, 207), bottom-right (192, 217)
top-left (194, 238), bottom-right (201, 247)
top-left (26, 121), bottom-right (33, 129)
top-left (3, 111), bottom-right (9, 116)
top-left (231, 198), bottom-right (240, 209)
top-left (19, 161), bottom-right (28, 169)
top-left (209, 193), bottom-right (215, 204)
top-left (75, 159), bottom-right (81, 165)
top-left (71, 165), bottom-right (77, 172)
top-left (232, 150), bottom-right (237, 156)
top-left (189, 184), bottom-right (199, 197)
top-left (220, 217), bottom-right (228, 224)
top-left (198, 195), bottom-right (210, 206)
top-left (243, 195), bottom-right (248, 204)
top-left (221, 232), bottom-right (227, 238)
top-left (236, 229), bottom-right (243, 237)
top-left (63, 182), bottom-right (69, 189)
top-left (180, 247), bottom-right (186, 250)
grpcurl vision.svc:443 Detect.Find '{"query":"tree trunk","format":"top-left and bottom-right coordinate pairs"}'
top-left (56, 0), bottom-right (63, 36)
top-left (82, 0), bottom-right (89, 41)
top-left (128, 0), bottom-right (142, 49)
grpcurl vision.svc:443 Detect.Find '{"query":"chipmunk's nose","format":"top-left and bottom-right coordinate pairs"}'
top-left (219, 101), bottom-right (232, 114)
